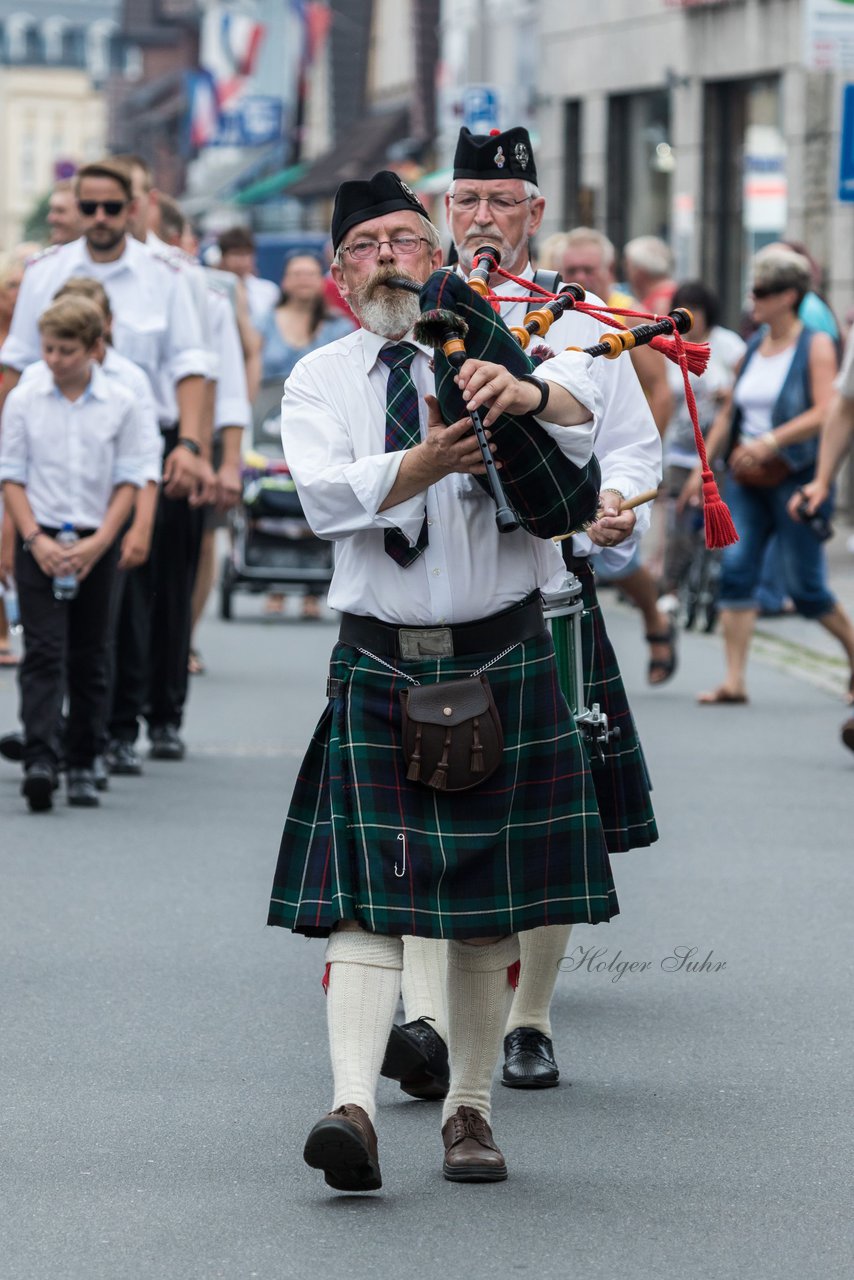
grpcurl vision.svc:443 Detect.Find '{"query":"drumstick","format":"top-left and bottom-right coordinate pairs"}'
top-left (554, 487), bottom-right (661, 541)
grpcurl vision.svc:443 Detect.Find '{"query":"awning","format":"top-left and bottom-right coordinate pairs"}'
top-left (287, 108), bottom-right (409, 200)
top-left (233, 163), bottom-right (308, 206)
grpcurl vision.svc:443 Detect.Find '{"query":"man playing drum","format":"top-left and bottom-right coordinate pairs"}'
top-left (267, 169), bottom-right (618, 1190)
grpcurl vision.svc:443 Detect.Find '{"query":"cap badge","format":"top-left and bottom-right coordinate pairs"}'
top-left (399, 179), bottom-right (420, 205)
top-left (494, 146), bottom-right (506, 169)
top-left (514, 142), bottom-right (530, 170)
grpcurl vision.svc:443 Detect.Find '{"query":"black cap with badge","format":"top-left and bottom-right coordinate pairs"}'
top-left (331, 170), bottom-right (432, 251)
top-left (453, 126), bottom-right (538, 186)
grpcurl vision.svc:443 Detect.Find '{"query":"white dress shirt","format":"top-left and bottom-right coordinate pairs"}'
top-left (208, 289), bottom-right (251, 432)
top-left (281, 326), bottom-right (598, 624)
top-left (0, 363), bottom-right (146, 528)
top-left (146, 232), bottom-right (218, 381)
top-left (492, 268), bottom-right (662, 567)
top-left (20, 348), bottom-right (163, 483)
top-left (0, 236), bottom-right (208, 427)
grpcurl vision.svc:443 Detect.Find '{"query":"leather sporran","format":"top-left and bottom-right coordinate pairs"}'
top-left (728, 442), bottom-right (792, 489)
top-left (399, 675), bottom-right (504, 792)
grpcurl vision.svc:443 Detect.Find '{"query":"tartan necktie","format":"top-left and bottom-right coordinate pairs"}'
top-left (378, 342), bottom-right (428, 567)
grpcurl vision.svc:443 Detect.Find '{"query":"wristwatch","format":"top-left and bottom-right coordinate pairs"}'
top-left (176, 437), bottom-right (201, 457)
top-left (517, 373), bottom-right (550, 415)
top-left (23, 530), bottom-right (45, 553)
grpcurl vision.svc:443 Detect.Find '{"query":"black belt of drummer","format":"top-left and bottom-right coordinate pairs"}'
top-left (339, 593), bottom-right (545, 661)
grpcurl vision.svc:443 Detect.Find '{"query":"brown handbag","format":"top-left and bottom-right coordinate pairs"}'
top-left (399, 675), bottom-right (504, 792)
top-left (728, 442), bottom-right (792, 489)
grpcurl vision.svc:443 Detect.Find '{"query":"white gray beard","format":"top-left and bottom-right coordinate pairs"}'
top-left (355, 287), bottom-right (421, 339)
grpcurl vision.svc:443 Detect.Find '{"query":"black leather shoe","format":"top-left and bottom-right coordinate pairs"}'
top-left (1, 730), bottom-right (25, 763)
top-left (149, 725), bottom-right (185, 761)
top-left (380, 1018), bottom-right (450, 1100)
top-left (21, 761), bottom-right (56, 812)
top-left (502, 1027), bottom-right (560, 1089)
top-left (107, 740), bottom-right (143, 775)
top-left (92, 755), bottom-right (110, 791)
top-left (67, 768), bottom-right (99, 807)
top-left (842, 717), bottom-right (854, 753)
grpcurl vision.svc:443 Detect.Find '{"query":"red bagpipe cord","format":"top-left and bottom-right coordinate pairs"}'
top-left (487, 267), bottom-right (739, 549)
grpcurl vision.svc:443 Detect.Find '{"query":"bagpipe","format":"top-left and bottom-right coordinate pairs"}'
top-left (388, 245), bottom-right (737, 550)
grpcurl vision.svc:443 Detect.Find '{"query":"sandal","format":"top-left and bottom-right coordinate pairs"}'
top-left (697, 687), bottom-right (749, 705)
top-left (0, 646), bottom-right (19, 668)
top-left (188, 648), bottom-right (206, 676)
top-left (645, 619), bottom-right (677, 686)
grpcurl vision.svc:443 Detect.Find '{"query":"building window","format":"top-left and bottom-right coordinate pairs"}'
top-left (562, 99), bottom-right (582, 230)
top-left (702, 75), bottom-right (783, 330)
top-left (606, 89), bottom-right (672, 257)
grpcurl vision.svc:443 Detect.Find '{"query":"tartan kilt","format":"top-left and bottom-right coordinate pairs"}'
top-left (267, 628), bottom-right (618, 940)
top-left (572, 557), bottom-right (658, 853)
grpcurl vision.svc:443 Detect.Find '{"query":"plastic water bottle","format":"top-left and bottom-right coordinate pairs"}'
top-left (1, 582), bottom-right (21, 632)
top-left (52, 524), bottom-right (79, 602)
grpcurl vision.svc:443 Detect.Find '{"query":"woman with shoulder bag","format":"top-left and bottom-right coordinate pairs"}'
top-left (683, 245), bottom-right (854, 705)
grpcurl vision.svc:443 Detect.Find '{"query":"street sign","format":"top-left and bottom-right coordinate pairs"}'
top-left (462, 85), bottom-right (500, 135)
top-left (839, 83), bottom-right (854, 200)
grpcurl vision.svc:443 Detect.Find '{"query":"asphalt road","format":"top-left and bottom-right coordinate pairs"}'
top-left (2, 592), bottom-right (852, 1280)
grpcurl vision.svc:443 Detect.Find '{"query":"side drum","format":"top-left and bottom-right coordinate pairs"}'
top-left (542, 574), bottom-right (584, 719)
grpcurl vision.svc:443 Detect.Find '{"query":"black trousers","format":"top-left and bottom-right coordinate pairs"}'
top-left (145, 429), bottom-right (204, 731)
top-left (15, 534), bottom-right (119, 770)
top-left (104, 430), bottom-right (204, 741)
top-left (103, 556), bottom-right (150, 746)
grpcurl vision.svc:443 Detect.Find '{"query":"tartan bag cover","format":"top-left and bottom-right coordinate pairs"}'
top-left (420, 269), bottom-right (601, 538)
top-left (267, 630), bottom-right (619, 940)
top-left (573, 558), bottom-right (658, 852)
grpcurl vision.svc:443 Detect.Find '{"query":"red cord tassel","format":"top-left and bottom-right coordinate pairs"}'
top-left (672, 331), bottom-right (738, 549)
top-left (507, 959), bottom-right (521, 990)
top-left (321, 962), bottom-right (331, 994)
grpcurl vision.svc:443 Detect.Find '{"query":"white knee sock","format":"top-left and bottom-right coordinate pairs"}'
top-left (401, 936), bottom-right (449, 1042)
top-left (506, 924), bottom-right (573, 1038)
top-left (442, 934), bottom-right (520, 1126)
top-left (325, 929), bottom-right (403, 1123)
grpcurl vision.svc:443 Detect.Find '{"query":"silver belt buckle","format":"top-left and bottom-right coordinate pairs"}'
top-left (398, 627), bottom-right (454, 659)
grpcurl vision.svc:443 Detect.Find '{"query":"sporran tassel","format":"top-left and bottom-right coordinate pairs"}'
top-left (470, 717), bottom-right (484, 773)
top-left (429, 727), bottom-right (453, 790)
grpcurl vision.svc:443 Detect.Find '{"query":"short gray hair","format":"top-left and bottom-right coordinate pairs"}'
top-left (564, 226), bottom-right (616, 270)
top-left (623, 235), bottom-right (673, 279)
top-left (752, 246), bottom-right (811, 305)
top-left (333, 213), bottom-right (440, 266)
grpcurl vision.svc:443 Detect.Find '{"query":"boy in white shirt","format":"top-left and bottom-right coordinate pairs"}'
top-left (0, 296), bottom-right (146, 811)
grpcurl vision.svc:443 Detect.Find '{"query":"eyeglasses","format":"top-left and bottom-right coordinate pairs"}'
top-left (77, 200), bottom-right (127, 217)
top-left (751, 284), bottom-right (789, 299)
top-left (341, 235), bottom-right (431, 260)
top-left (450, 194), bottom-right (534, 214)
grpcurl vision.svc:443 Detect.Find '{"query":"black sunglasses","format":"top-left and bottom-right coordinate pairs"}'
top-left (77, 199), bottom-right (127, 217)
top-left (751, 284), bottom-right (789, 299)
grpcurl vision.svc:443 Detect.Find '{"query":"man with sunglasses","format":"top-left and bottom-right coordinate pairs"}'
top-left (381, 126), bottom-right (662, 1105)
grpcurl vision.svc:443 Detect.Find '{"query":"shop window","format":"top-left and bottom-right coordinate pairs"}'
top-left (606, 89), bottom-right (672, 257)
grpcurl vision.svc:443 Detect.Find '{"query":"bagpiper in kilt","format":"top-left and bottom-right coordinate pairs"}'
top-left (380, 125), bottom-right (663, 1106)
top-left (269, 166), bottom-right (623, 1191)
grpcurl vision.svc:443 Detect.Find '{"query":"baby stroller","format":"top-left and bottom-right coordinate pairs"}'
top-left (219, 382), bottom-right (334, 619)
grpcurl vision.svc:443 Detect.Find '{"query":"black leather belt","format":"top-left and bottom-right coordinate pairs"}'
top-left (339, 594), bottom-right (545, 660)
